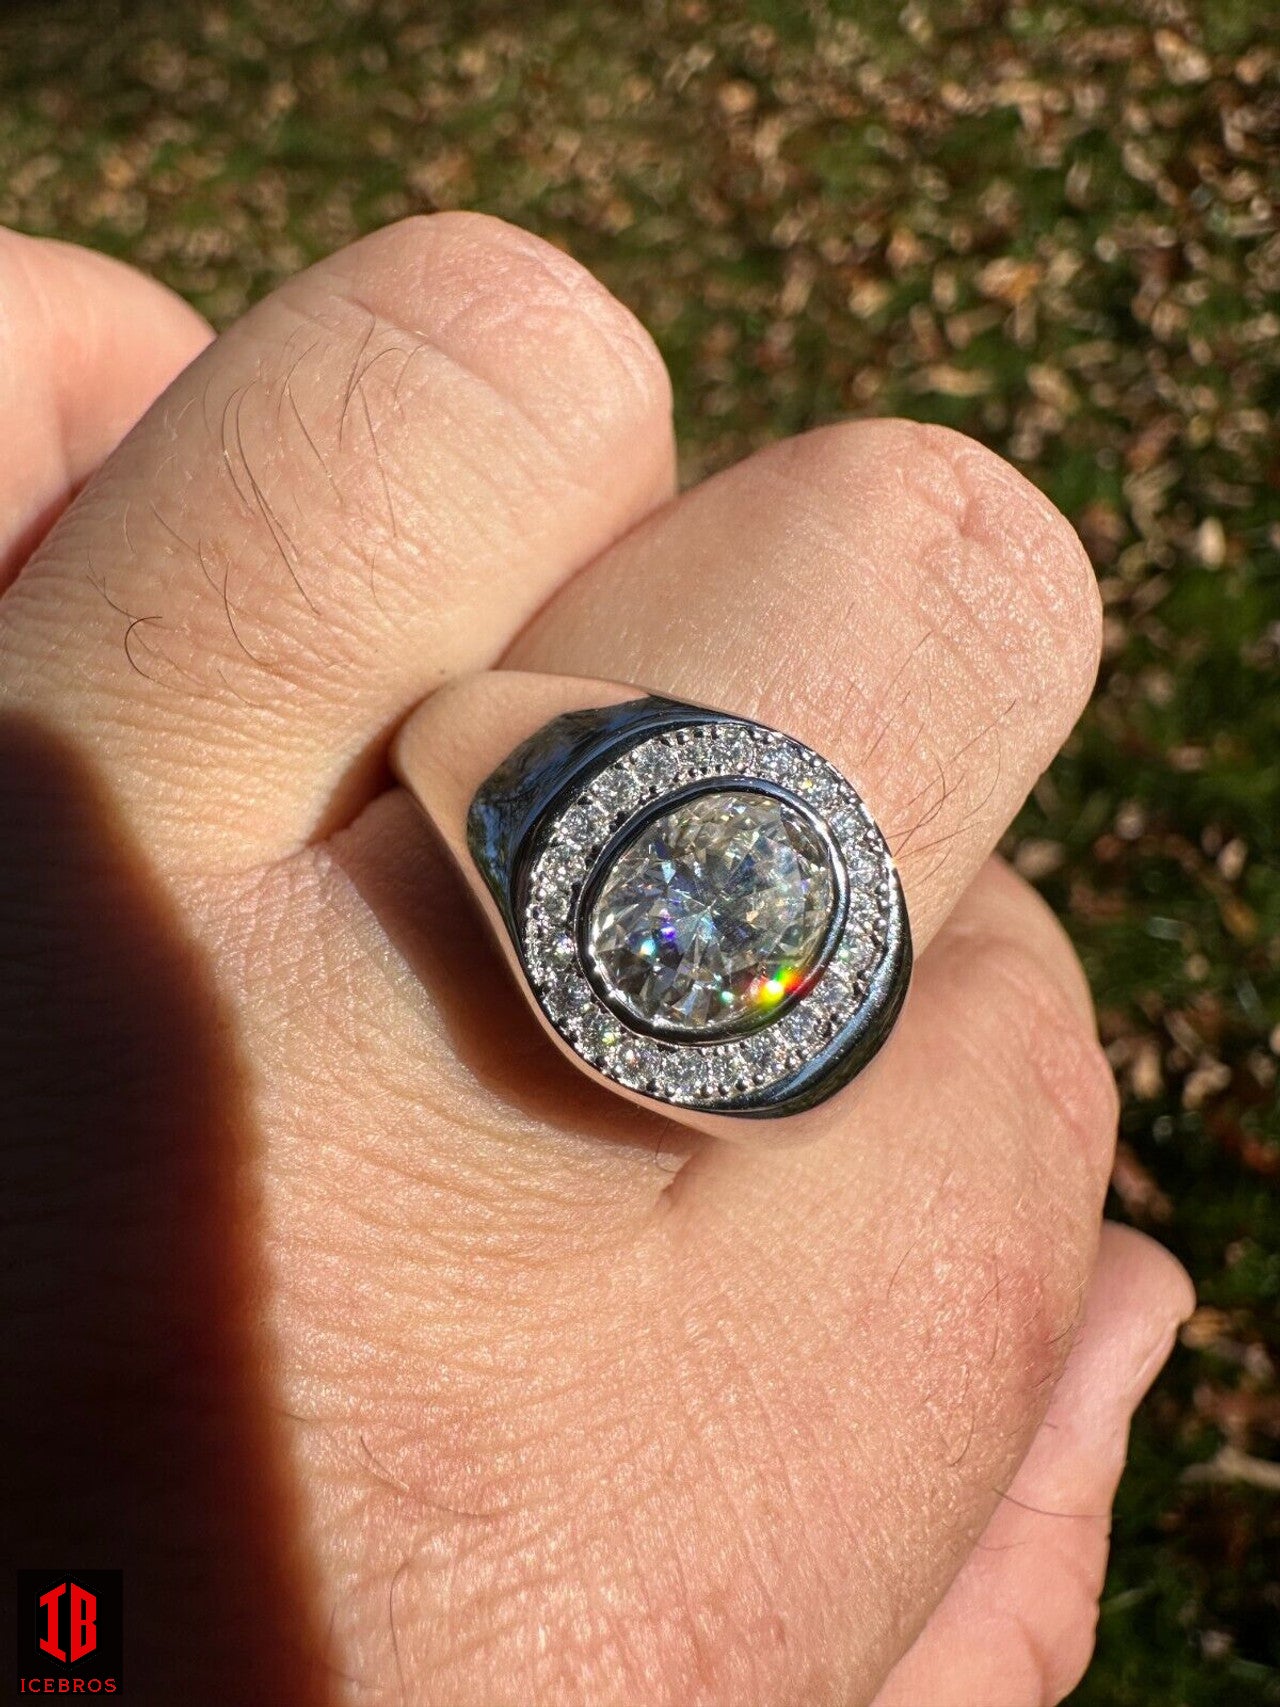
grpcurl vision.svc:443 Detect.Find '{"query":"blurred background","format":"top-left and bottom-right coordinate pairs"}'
top-left (0, 0), bottom-right (1276, 1700)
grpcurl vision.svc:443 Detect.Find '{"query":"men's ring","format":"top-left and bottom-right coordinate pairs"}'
top-left (395, 674), bottom-right (911, 1131)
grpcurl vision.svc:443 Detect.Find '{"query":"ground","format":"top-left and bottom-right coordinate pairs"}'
top-left (0, 1), bottom-right (1276, 1701)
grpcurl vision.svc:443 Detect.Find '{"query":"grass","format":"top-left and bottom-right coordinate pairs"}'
top-left (1, 0), bottom-right (1277, 1699)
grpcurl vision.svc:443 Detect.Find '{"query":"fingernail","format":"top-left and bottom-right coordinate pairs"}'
top-left (1121, 1315), bottom-right (1184, 1414)
top-left (1120, 1255), bottom-right (1195, 1415)
top-left (1055, 1228), bottom-right (1195, 1443)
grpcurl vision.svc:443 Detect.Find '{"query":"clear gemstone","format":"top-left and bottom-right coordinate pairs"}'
top-left (585, 790), bottom-right (837, 1036)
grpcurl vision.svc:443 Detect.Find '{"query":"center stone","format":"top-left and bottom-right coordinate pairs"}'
top-left (584, 789), bottom-right (838, 1037)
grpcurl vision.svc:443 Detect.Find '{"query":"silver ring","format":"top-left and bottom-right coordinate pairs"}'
top-left (468, 695), bottom-right (911, 1118)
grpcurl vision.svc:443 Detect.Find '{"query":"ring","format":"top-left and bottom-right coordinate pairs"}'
top-left (464, 690), bottom-right (911, 1120)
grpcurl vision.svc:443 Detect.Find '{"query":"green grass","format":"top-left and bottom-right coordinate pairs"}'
top-left (1, 0), bottom-right (1277, 1699)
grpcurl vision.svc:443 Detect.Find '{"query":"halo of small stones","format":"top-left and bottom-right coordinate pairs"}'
top-left (519, 720), bottom-right (897, 1110)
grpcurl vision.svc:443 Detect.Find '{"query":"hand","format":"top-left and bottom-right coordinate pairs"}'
top-left (3, 216), bottom-right (1192, 1706)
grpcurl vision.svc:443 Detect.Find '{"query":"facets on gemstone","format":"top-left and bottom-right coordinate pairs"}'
top-left (583, 789), bottom-right (838, 1037)
top-left (515, 721), bottom-right (898, 1108)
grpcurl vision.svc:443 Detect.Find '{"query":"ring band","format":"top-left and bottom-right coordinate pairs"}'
top-left (466, 692), bottom-right (911, 1119)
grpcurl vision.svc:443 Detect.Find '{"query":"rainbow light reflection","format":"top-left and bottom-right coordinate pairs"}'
top-left (752, 964), bottom-right (805, 1007)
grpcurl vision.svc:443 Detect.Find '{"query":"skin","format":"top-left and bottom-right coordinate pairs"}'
top-left (1, 215), bottom-right (1193, 1706)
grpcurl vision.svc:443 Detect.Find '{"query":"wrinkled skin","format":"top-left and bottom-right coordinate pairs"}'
top-left (1, 217), bottom-right (1192, 1707)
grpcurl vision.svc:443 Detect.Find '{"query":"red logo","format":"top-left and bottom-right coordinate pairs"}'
top-left (39, 1580), bottom-right (99, 1664)
top-left (17, 1569), bottom-right (120, 1690)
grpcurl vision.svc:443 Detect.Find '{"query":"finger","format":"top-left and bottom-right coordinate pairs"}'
top-left (271, 850), bottom-right (1125, 1699)
top-left (481, 422), bottom-right (1108, 1692)
top-left (0, 231), bottom-right (211, 584)
top-left (645, 857), bottom-right (1123, 1703)
top-left (0, 214), bottom-right (675, 872)
top-left (507, 417), bottom-right (1102, 954)
top-left (394, 668), bottom-right (1096, 1143)
top-left (933, 846), bottom-right (1094, 1025)
top-left (871, 1223), bottom-right (1194, 1707)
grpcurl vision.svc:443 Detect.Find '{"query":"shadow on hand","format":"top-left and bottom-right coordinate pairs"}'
top-left (1, 714), bottom-right (327, 1705)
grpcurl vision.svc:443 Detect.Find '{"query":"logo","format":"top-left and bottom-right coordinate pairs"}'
top-left (15, 1571), bottom-right (122, 1694)
top-left (39, 1582), bottom-right (97, 1663)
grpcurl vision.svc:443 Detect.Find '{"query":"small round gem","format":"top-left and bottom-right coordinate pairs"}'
top-left (584, 789), bottom-right (838, 1037)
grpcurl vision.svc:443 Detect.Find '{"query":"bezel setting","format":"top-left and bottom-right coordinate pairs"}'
top-left (466, 697), bottom-right (911, 1118)
top-left (576, 777), bottom-right (848, 1043)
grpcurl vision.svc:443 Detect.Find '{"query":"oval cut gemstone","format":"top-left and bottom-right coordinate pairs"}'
top-left (584, 789), bottom-right (837, 1036)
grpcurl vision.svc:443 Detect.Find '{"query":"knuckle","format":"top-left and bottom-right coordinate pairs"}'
top-left (959, 928), bottom-right (1119, 1187)
top-left (904, 418), bottom-right (1104, 719)
top-left (971, 859), bottom-right (1096, 1023)
top-left (331, 212), bottom-right (672, 454)
top-left (777, 415), bottom-right (1102, 725)
top-left (761, 413), bottom-right (1105, 768)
